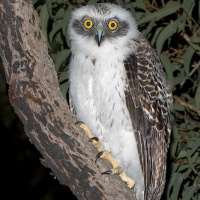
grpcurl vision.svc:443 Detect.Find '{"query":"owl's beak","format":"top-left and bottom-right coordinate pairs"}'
top-left (95, 29), bottom-right (103, 47)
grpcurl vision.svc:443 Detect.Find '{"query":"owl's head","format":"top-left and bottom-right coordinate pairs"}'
top-left (68, 3), bottom-right (139, 52)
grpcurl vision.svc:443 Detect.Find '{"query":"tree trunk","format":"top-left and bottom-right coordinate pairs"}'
top-left (0, 0), bottom-right (136, 199)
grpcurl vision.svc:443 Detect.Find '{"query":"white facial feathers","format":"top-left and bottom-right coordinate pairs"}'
top-left (68, 3), bottom-right (139, 55)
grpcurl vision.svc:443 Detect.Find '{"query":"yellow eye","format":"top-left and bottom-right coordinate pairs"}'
top-left (84, 19), bottom-right (93, 29)
top-left (108, 20), bottom-right (118, 31)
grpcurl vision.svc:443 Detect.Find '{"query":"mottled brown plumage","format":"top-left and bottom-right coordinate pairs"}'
top-left (124, 35), bottom-right (172, 200)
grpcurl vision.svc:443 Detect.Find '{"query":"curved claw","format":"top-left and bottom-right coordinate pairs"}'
top-left (90, 137), bottom-right (99, 142)
top-left (102, 170), bottom-right (113, 175)
top-left (95, 151), bottom-right (104, 163)
top-left (75, 121), bottom-right (84, 125)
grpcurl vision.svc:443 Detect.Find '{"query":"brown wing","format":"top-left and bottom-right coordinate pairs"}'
top-left (124, 36), bottom-right (172, 200)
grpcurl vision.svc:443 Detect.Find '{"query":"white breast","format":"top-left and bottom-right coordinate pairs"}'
top-left (69, 47), bottom-right (144, 200)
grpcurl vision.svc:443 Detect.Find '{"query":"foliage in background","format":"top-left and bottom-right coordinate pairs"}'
top-left (32, 0), bottom-right (200, 199)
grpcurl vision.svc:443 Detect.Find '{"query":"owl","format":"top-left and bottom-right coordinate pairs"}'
top-left (68, 3), bottom-right (172, 200)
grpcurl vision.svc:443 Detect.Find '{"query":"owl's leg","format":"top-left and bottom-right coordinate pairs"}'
top-left (76, 121), bottom-right (102, 152)
top-left (76, 121), bottom-right (135, 188)
top-left (95, 151), bottom-right (135, 188)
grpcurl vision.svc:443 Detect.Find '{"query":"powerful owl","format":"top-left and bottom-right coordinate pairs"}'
top-left (68, 3), bottom-right (172, 200)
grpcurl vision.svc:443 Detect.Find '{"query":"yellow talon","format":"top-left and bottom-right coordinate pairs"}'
top-left (98, 151), bottom-right (119, 169)
top-left (119, 172), bottom-right (135, 188)
top-left (79, 123), bottom-right (93, 139)
top-left (77, 121), bottom-right (135, 189)
top-left (77, 122), bottom-right (102, 152)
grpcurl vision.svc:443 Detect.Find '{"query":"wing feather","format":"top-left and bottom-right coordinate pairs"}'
top-left (124, 35), bottom-right (172, 200)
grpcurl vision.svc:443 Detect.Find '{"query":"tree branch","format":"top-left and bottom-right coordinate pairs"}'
top-left (0, 0), bottom-right (136, 199)
top-left (174, 96), bottom-right (200, 116)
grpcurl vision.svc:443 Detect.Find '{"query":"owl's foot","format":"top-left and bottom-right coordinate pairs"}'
top-left (119, 172), bottom-right (135, 188)
top-left (76, 121), bottom-right (102, 152)
top-left (76, 121), bottom-right (135, 188)
top-left (95, 151), bottom-right (135, 188)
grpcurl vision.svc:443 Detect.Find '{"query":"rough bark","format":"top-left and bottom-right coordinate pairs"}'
top-left (0, 0), bottom-right (136, 199)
